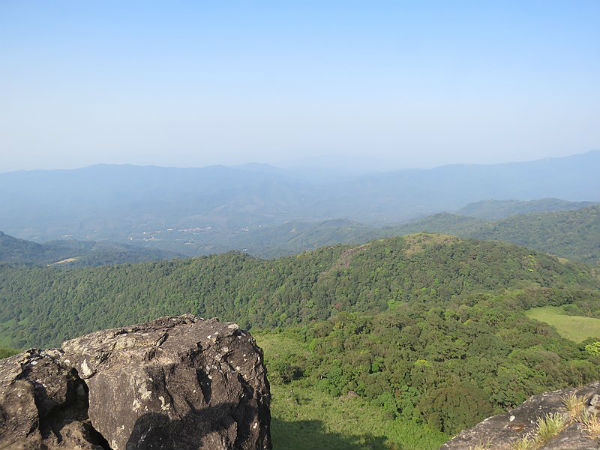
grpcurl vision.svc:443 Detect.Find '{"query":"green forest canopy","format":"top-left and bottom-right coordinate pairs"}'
top-left (1, 233), bottom-right (600, 439)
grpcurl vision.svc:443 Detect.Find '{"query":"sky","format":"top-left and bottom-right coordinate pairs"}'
top-left (1, 1), bottom-right (599, 172)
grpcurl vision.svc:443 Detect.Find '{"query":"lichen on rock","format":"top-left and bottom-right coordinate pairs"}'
top-left (0, 315), bottom-right (271, 450)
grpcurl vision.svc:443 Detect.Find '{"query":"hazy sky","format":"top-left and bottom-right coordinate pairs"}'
top-left (1, 1), bottom-right (599, 172)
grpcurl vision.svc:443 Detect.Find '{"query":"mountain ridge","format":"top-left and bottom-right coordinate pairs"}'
top-left (2, 232), bottom-right (599, 446)
top-left (2, 151), bottom-right (599, 243)
top-left (1, 232), bottom-right (598, 349)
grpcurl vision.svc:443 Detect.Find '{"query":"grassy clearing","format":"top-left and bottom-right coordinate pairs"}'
top-left (270, 383), bottom-right (447, 450)
top-left (525, 306), bottom-right (600, 342)
top-left (581, 411), bottom-right (600, 440)
top-left (402, 233), bottom-right (459, 256)
top-left (256, 333), bottom-right (448, 450)
top-left (256, 331), bottom-right (311, 362)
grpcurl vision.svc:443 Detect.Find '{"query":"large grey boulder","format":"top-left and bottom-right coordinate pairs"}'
top-left (0, 349), bottom-right (107, 449)
top-left (0, 315), bottom-right (271, 450)
top-left (441, 382), bottom-right (600, 450)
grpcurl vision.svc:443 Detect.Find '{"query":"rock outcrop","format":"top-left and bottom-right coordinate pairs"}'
top-left (0, 315), bottom-right (271, 450)
top-left (441, 382), bottom-right (600, 450)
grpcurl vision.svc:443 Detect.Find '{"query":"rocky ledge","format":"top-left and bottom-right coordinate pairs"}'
top-left (442, 382), bottom-right (600, 450)
top-left (0, 315), bottom-right (271, 450)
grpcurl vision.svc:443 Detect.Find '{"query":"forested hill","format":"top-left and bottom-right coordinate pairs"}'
top-left (468, 205), bottom-right (600, 265)
top-left (247, 205), bottom-right (600, 263)
top-left (456, 198), bottom-right (596, 221)
top-left (3, 233), bottom-right (600, 445)
top-left (159, 204), bottom-right (600, 263)
top-left (0, 232), bottom-right (44, 262)
top-left (1, 233), bottom-right (598, 349)
top-left (379, 205), bottom-right (600, 265)
top-left (0, 231), bottom-right (181, 267)
top-left (160, 204), bottom-right (600, 265)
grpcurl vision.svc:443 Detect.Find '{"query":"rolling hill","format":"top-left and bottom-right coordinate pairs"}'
top-left (1, 233), bottom-right (599, 446)
top-left (229, 205), bottom-right (600, 264)
top-left (456, 198), bottom-right (596, 220)
top-left (467, 206), bottom-right (600, 265)
top-left (1, 233), bottom-right (598, 349)
top-left (0, 231), bottom-right (181, 267)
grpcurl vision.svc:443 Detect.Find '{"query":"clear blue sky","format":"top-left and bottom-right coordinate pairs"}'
top-left (1, 1), bottom-right (599, 171)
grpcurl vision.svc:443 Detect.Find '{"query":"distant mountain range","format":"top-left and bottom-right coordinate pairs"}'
top-left (1, 151), bottom-right (599, 246)
top-left (4, 200), bottom-right (598, 267)
top-left (455, 198), bottom-right (597, 220)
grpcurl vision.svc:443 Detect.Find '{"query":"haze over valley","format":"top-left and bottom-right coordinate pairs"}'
top-left (1, 151), bottom-right (599, 260)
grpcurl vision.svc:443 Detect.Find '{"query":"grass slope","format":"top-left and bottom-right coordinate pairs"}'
top-left (257, 333), bottom-right (448, 450)
top-left (270, 384), bottom-right (447, 450)
top-left (0, 347), bottom-right (18, 359)
top-left (525, 306), bottom-right (600, 342)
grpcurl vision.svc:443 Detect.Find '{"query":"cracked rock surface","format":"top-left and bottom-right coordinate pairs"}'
top-left (441, 382), bottom-right (600, 450)
top-left (0, 315), bottom-right (271, 450)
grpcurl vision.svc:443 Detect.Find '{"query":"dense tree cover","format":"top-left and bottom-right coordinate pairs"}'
top-left (260, 290), bottom-right (600, 435)
top-left (0, 233), bottom-right (597, 349)
top-left (1, 232), bottom-right (599, 438)
top-left (383, 206), bottom-right (600, 265)
top-left (469, 206), bottom-right (600, 266)
top-left (159, 204), bottom-right (600, 264)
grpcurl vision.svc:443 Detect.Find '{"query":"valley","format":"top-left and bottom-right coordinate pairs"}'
top-left (2, 188), bottom-right (600, 449)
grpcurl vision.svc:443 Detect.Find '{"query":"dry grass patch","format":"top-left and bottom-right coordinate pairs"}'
top-left (402, 233), bottom-right (459, 256)
top-left (513, 395), bottom-right (600, 449)
top-left (581, 411), bottom-right (600, 440)
top-left (563, 392), bottom-right (587, 420)
top-left (511, 413), bottom-right (568, 450)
